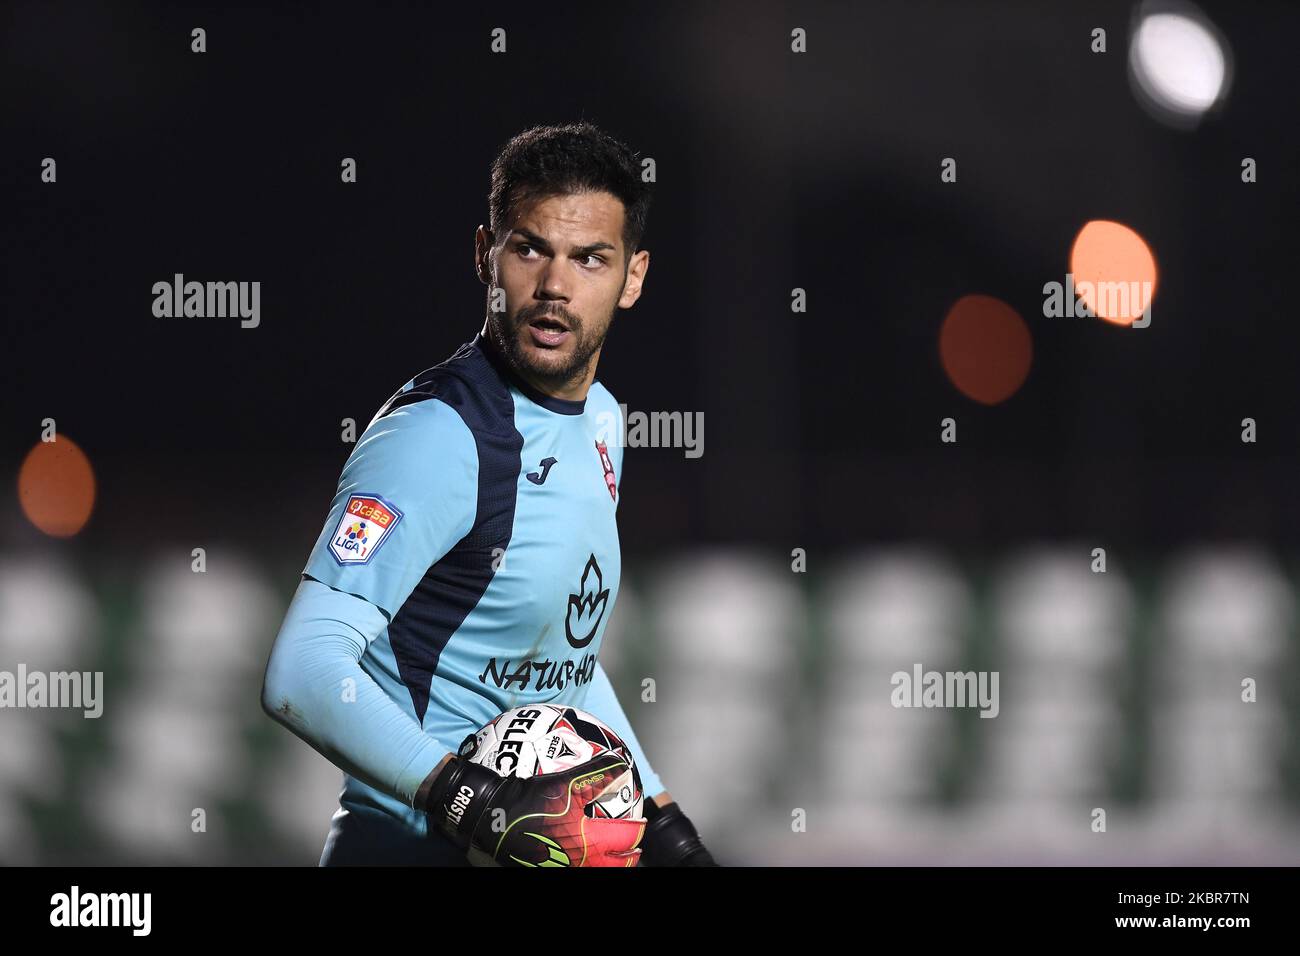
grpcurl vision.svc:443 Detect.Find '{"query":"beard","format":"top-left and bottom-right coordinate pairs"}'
top-left (486, 297), bottom-right (614, 390)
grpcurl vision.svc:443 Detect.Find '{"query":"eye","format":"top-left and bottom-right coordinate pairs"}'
top-left (516, 242), bottom-right (541, 259)
top-left (578, 254), bottom-right (606, 268)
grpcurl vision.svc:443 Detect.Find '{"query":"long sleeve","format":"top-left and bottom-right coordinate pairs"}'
top-left (262, 395), bottom-right (480, 808)
top-left (261, 577), bottom-right (452, 809)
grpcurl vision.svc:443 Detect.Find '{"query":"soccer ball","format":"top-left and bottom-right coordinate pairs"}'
top-left (459, 704), bottom-right (644, 823)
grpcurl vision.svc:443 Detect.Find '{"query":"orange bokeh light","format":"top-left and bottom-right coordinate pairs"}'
top-left (1069, 220), bottom-right (1158, 326)
top-left (939, 294), bottom-right (1033, 405)
top-left (18, 436), bottom-right (96, 537)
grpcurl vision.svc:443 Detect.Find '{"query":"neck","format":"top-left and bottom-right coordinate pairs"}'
top-left (480, 320), bottom-right (598, 402)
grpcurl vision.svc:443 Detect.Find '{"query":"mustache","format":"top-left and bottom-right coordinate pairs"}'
top-left (517, 304), bottom-right (581, 329)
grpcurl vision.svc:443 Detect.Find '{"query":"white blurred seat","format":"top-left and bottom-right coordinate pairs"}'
top-left (0, 557), bottom-right (99, 862)
top-left (259, 739), bottom-right (345, 862)
top-left (0, 556), bottom-right (97, 667)
top-left (638, 551), bottom-right (804, 833)
top-left (1149, 549), bottom-right (1291, 826)
top-left (971, 549), bottom-right (1131, 813)
top-left (136, 552), bottom-right (279, 680)
top-left (820, 550), bottom-right (971, 813)
top-left (86, 694), bottom-right (248, 861)
top-left (86, 551), bottom-right (279, 860)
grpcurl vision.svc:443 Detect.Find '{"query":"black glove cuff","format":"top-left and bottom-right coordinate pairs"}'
top-left (641, 800), bottom-right (719, 866)
top-left (423, 748), bottom-right (506, 850)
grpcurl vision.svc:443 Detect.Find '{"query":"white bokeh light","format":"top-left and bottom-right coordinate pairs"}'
top-left (1129, 4), bottom-right (1232, 126)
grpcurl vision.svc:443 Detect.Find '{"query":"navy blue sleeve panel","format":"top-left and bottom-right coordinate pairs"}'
top-left (303, 398), bottom-right (480, 620)
top-left (261, 578), bottom-right (454, 809)
top-left (578, 661), bottom-right (666, 799)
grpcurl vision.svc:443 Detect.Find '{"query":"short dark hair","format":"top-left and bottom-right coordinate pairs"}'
top-left (488, 122), bottom-right (652, 259)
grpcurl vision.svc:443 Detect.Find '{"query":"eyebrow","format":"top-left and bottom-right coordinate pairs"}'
top-left (510, 229), bottom-right (617, 257)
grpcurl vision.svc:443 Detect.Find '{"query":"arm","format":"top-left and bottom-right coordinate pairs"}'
top-left (261, 577), bottom-right (454, 808)
top-left (262, 398), bottom-right (479, 808)
top-left (264, 580), bottom-right (643, 867)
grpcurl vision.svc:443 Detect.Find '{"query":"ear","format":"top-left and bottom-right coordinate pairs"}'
top-left (474, 225), bottom-right (495, 285)
top-left (618, 249), bottom-right (650, 309)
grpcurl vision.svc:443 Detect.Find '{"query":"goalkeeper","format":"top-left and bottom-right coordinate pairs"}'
top-left (261, 122), bottom-right (715, 867)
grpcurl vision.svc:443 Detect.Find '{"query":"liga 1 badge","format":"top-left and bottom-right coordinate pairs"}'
top-left (329, 493), bottom-right (403, 565)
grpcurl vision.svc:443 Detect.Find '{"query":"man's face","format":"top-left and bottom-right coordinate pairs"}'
top-left (478, 191), bottom-right (647, 391)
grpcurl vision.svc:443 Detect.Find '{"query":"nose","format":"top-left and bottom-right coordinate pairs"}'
top-left (535, 257), bottom-right (571, 302)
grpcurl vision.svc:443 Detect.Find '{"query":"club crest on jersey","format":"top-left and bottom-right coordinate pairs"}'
top-left (329, 494), bottom-right (403, 565)
top-left (594, 440), bottom-right (617, 501)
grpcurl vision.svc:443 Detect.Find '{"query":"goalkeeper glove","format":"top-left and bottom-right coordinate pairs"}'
top-left (424, 746), bottom-right (644, 867)
top-left (639, 799), bottom-right (718, 866)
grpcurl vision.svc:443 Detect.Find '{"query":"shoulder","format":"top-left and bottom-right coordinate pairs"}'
top-left (373, 336), bottom-right (516, 440)
top-left (359, 396), bottom-right (476, 459)
top-left (586, 380), bottom-right (622, 427)
top-left (336, 399), bottom-right (480, 524)
top-left (345, 345), bottom-right (496, 486)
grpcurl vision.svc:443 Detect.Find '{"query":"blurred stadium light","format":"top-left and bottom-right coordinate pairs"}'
top-left (1129, 0), bottom-right (1233, 129)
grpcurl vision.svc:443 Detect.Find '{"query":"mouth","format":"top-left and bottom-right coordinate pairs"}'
top-left (526, 314), bottom-right (571, 348)
top-left (529, 314), bottom-right (570, 333)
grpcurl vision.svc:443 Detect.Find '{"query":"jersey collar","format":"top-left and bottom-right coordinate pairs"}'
top-left (476, 333), bottom-right (587, 416)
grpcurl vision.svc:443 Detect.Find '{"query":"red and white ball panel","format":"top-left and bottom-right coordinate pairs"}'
top-left (461, 704), bottom-right (645, 820)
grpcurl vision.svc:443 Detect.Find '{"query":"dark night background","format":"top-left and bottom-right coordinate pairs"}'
top-left (4, 0), bottom-right (1296, 559)
top-left (2, 1), bottom-right (1299, 866)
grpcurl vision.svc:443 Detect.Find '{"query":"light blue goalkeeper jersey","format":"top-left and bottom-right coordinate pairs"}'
top-left (268, 332), bottom-right (663, 850)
